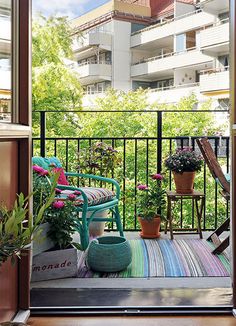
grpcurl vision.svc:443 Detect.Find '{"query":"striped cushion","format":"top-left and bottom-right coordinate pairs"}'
top-left (57, 188), bottom-right (115, 206)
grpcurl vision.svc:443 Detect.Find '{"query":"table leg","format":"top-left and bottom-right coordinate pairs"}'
top-left (167, 197), bottom-right (174, 240)
top-left (195, 197), bottom-right (204, 239)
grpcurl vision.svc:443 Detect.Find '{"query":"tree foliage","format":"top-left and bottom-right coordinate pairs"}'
top-left (32, 15), bottom-right (83, 113)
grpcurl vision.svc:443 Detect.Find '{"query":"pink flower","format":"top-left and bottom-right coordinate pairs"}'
top-left (55, 188), bottom-right (62, 194)
top-left (151, 173), bottom-right (163, 180)
top-left (33, 165), bottom-right (44, 174)
top-left (68, 194), bottom-right (77, 201)
top-left (40, 169), bottom-right (49, 176)
top-left (137, 184), bottom-right (149, 191)
top-left (52, 201), bottom-right (65, 209)
top-left (74, 190), bottom-right (81, 196)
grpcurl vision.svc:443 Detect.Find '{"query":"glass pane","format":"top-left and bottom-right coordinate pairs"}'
top-left (176, 33), bottom-right (186, 53)
top-left (0, 0), bottom-right (11, 123)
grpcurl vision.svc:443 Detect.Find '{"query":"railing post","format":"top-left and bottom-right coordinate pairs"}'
top-left (40, 111), bottom-right (46, 157)
top-left (157, 111), bottom-right (162, 173)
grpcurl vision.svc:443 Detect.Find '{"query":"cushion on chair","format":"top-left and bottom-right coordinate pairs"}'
top-left (52, 167), bottom-right (70, 186)
top-left (57, 187), bottom-right (115, 206)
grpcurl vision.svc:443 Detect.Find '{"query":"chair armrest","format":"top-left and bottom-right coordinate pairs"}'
top-left (65, 172), bottom-right (120, 199)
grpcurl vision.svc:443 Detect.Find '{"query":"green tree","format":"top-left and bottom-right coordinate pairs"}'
top-left (32, 15), bottom-right (83, 137)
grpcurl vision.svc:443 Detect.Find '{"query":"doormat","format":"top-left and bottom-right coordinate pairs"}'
top-left (77, 239), bottom-right (230, 278)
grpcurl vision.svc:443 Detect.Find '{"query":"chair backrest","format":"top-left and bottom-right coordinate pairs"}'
top-left (32, 156), bottom-right (62, 169)
top-left (196, 138), bottom-right (230, 195)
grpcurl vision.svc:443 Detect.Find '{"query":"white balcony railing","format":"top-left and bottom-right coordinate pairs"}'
top-left (73, 32), bottom-right (112, 52)
top-left (200, 67), bottom-right (229, 93)
top-left (200, 18), bottom-right (229, 49)
top-left (131, 10), bottom-right (216, 48)
top-left (131, 48), bottom-right (213, 77)
top-left (76, 61), bottom-right (112, 84)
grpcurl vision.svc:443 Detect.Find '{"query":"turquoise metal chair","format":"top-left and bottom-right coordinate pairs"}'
top-left (32, 157), bottom-right (124, 250)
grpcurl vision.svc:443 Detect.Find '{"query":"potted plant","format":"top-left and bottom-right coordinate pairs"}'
top-left (165, 147), bottom-right (203, 194)
top-left (136, 173), bottom-right (166, 238)
top-left (78, 141), bottom-right (121, 236)
top-left (32, 166), bottom-right (81, 282)
top-left (0, 174), bottom-right (57, 266)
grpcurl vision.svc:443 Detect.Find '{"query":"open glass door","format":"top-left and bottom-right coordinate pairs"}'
top-left (0, 0), bottom-right (31, 322)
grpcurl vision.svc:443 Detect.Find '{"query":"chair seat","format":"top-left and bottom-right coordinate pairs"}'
top-left (57, 188), bottom-right (116, 206)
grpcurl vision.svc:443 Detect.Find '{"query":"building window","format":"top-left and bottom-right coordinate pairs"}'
top-left (176, 33), bottom-right (186, 53)
top-left (0, 0), bottom-right (11, 123)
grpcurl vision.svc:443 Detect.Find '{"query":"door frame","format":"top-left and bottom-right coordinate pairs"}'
top-left (0, 0), bottom-right (31, 313)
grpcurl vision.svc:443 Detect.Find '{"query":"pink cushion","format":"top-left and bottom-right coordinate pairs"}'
top-left (52, 167), bottom-right (69, 186)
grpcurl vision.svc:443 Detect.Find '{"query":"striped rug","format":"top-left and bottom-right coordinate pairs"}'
top-left (77, 239), bottom-right (230, 278)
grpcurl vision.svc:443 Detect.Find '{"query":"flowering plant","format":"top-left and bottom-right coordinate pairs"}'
top-left (33, 165), bottom-right (79, 250)
top-left (44, 195), bottom-right (79, 250)
top-left (137, 173), bottom-right (166, 221)
top-left (78, 142), bottom-right (121, 177)
top-left (165, 147), bottom-right (203, 174)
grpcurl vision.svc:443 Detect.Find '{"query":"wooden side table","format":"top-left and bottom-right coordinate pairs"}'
top-left (165, 190), bottom-right (205, 240)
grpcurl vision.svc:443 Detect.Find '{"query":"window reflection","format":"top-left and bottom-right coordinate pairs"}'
top-left (0, 0), bottom-right (11, 123)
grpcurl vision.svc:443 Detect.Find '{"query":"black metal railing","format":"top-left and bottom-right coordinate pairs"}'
top-left (32, 109), bottom-right (230, 232)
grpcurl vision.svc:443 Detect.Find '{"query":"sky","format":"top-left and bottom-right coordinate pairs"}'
top-left (32, 0), bottom-right (110, 20)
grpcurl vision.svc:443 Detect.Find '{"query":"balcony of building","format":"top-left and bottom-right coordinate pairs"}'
top-left (131, 48), bottom-right (213, 78)
top-left (199, 0), bottom-right (229, 13)
top-left (131, 9), bottom-right (215, 49)
top-left (200, 18), bottom-right (229, 52)
top-left (73, 31), bottom-right (112, 61)
top-left (30, 108), bottom-right (231, 308)
top-left (75, 60), bottom-right (112, 85)
top-left (200, 67), bottom-right (229, 96)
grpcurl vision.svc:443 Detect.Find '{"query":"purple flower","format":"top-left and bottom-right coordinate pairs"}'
top-left (151, 173), bottom-right (163, 180)
top-left (68, 194), bottom-right (77, 201)
top-left (74, 190), bottom-right (81, 196)
top-left (137, 184), bottom-right (149, 191)
top-left (52, 201), bottom-right (65, 209)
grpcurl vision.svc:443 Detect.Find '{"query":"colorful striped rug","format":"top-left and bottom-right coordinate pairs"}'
top-left (77, 239), bottom-right (230, 278)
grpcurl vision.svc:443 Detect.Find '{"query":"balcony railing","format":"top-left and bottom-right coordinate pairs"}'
top-left (32, 109), bottom-right (230, 232)
top-left (131, 9), bottom-right (202, 36)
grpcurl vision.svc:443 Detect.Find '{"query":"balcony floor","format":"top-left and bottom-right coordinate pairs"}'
top-left (31, 231), bottom-right (231, 290)
top-left (30, 231), bottom-right (232, 309)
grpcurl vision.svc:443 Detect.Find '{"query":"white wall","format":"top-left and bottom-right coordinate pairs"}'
top-left (112, 20), bottom-right (132, 90)
top-left (174, 68), bottom-right (196, 86)
top-left (174, 1), bottom-right (195, 18)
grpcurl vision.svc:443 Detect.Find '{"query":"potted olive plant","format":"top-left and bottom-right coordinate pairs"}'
top-left (78, 141), bottom-right (121, 236)
top-left (0, 176), bottom-right (57, 266)
top-left (137, 173), bottom-right (166, 238)
top-left (165, 147), bottom-right (203, 194)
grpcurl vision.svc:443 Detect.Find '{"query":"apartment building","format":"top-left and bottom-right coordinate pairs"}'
top-left (0, 0), bottom-right (11, 121)
top-left (71, 0), bottom-right (229, 108)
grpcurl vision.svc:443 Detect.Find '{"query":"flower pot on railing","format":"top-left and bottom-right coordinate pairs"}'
top-left (173, 171), bottom-right (195, 194)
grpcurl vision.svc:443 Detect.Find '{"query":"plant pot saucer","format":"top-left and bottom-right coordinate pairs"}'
top-left (139, 232), bottom-right (161, 239)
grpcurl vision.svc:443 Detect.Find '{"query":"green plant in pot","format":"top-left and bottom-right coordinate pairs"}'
top-left (137, 173), bottom-right (166, 239)
top-left (0, 174), bottom-right (57, 266)
top-left (165, 147), bottom-right (203, 194)
top-left (78, 141), bottom-right (121, 236)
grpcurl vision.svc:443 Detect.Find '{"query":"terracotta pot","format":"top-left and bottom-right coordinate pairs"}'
top-left (138, 215), bottom-right (161, 239)
top-left (173, 171), bottom-right (195, 194)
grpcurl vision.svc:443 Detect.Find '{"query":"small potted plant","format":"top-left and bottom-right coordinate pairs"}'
top-left (78, 141), bottom-right (121, 236)
top-left (165, 147), bottom-right (203, 194)
top-left (137, 173), bottom-right (166, 238)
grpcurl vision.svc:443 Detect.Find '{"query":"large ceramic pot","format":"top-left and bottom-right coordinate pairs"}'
top-left (173, 171), bottom-right (195, 194)
top-left (138, 215), bottom-right (161, 239)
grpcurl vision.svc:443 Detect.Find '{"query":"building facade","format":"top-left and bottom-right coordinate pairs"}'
top-left (0, 0), bottom-right (11, 121)
top-left (71, 0), bottom-right (229, 108)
